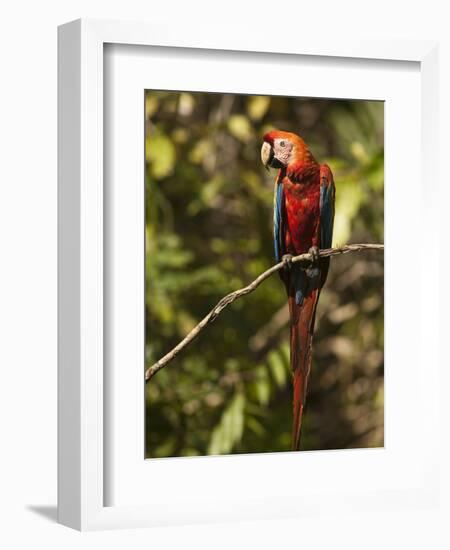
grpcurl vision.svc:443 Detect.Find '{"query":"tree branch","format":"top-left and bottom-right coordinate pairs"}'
top-left (145, 243), bottom-right (384, 382)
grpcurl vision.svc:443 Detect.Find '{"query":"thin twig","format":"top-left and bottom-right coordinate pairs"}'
top-left (145, 243), bottom-right (384, 382)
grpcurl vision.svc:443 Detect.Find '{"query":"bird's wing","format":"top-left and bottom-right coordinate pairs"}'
top-left (318, 164), bottom-right (335, 288)
top-left (319, 164), bottom-right (335, 250)
top-left (273, 181), bottom-right (286, 263)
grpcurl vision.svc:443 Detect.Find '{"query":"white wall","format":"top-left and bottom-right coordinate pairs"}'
top-left (0, 1), bottom-right (448, 547)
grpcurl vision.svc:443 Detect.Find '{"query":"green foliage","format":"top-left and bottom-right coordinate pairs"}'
top-left (208, 392), bottom-right (245, 455)
top-left (145, 92), bottom-right (384, 457)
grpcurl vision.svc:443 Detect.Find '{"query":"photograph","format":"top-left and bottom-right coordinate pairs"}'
top-left (144, 90), bottom-right (384, 458)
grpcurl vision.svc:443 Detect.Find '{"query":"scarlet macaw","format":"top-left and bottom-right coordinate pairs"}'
top-left (261, 130), bottom-right (335, 451)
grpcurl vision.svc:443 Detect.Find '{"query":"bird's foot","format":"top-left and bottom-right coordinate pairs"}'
top-left (281, 254), bottom-right (293, 270)
top-left (308, 246), bottom-right (320, 266)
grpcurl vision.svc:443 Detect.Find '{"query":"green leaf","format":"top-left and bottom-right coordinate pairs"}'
top-left (251, 365), bottom-right (271, 406)
top-left (207, 393), bottom-right (245, 455)
top-left (267, 350), bottom-right (287, 387)
top-left (333, 178), bottom-right (365, 245)
top-left (246, 416), bottom-right (266, 436)
top-left (227, 115), bottom-right (253, 142)
top-left (247, 95), bottom-right (270, 120)
top-left (146, 131), bottom-right (176, 179)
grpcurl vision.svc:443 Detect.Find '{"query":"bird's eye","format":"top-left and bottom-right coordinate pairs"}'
top-left (280, 140), bottom-right (286, 147)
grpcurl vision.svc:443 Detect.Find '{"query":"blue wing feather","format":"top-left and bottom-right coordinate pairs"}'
top-left (273, 182), bottom-right (285, 263)
top-left (320, 176), bottom-right (335, 250)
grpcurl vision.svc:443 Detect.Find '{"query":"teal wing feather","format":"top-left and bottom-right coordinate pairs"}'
top-left (319, 166), bottom-right (335, 287)
top-left (273, 182), bottom-right (285, 263)
top-left (319, 168), bottom-right (335, 250)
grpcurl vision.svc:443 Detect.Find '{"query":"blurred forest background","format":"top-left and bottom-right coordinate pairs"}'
top-left (145, 91), bottom-right (384, 458)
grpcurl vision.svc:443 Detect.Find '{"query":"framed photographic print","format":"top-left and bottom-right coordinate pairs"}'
top-left (58, 18), bottom-right (439, 530)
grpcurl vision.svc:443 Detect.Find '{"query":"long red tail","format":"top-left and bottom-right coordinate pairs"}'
top-left (288, 290), bottom-right (320, 451)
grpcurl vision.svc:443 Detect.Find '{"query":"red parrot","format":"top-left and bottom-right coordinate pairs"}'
top-left (261, 130), bottom-right (335, 451)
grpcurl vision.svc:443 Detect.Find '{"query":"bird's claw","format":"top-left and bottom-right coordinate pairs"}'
top-left (281, 254), bottom-right (293, 270)
top-left (308, 246), bottom-right (320, 265)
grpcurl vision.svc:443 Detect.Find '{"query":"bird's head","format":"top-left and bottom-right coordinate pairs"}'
top-left (261, 130), bottom-right (313, 171)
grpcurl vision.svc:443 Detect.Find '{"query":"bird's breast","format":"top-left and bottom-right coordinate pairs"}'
top-left (283, 178), bottom-right (320, 255)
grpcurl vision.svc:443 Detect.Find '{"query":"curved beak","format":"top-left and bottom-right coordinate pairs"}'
top-left (261, 141), bottom-right (273, 171)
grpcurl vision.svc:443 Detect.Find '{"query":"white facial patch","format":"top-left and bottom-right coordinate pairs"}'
top-left (274, 138), bottom-right (293, 165)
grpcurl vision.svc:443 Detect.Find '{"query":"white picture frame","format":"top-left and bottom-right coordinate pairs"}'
top-left (58, 18), bottom-right (439, 531)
